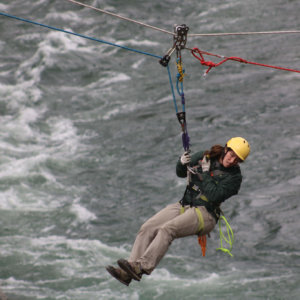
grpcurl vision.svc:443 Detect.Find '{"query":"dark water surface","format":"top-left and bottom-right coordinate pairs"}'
top-left (0, 0), bottom-right (299, 299)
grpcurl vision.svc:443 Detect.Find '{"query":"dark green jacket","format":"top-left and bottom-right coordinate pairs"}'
top-left (176, 151), bottom-right (242, 219)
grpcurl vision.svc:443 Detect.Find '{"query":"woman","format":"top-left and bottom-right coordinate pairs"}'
top-left (106, 137), bottom-right (250, 286)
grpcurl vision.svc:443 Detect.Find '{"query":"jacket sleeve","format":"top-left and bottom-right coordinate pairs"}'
top-left (176, 151), bottom-right (204, 178)
top-left (199, 171), bottom-right (242, 205)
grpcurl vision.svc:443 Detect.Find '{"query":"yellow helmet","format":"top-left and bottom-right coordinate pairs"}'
top-left (226, 137), bottom-right (250, 161)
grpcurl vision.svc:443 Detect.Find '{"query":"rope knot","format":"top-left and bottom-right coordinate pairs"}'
top-left (201, 60), bottom-right (217, 68)
top-left (176, 59), bottom-right (185, 82)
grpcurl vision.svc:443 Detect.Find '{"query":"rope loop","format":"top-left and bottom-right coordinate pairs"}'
top-left (191, 47), bottom-right (300, 74)
top-left (216, 216), bottom-right (234, 257)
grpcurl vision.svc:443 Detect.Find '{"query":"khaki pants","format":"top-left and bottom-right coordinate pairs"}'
top-left (129, 202), bottom-right (216, 274)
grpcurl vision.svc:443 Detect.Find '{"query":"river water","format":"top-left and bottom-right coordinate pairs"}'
top-left (0, 0), bottom-right (299, 299)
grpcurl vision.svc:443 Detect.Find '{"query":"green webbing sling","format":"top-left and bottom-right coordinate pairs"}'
top-left (180, 205), bottom-right (234, 256)
top-left (216, 215), bottom-right (234, 257)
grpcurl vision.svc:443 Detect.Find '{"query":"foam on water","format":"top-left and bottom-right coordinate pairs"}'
top-left (102, 102), bottom-right (144, 120)
top-left (117, 39), bottom-right (160, 47)
top-left (0, 3), bottom-right (8, 10)
top-left (0, 151), bottom-right (47, 179)
top-left (97, 72), bottom-right (131, 87)
top-left (0, 234), bottom-right (132, 298)
top-left (150, 267), bottom-right (220, 286)
top-left (45, 11), bottom-right (89, 24)
top-left (1, 111), bottom-right (82, 159)
top-left (70, 201), bottom-right (97, 223)
top-left (197, 2), bottom-right (239, 18)
top-left (132, 58), bottom-right (146, 70)
top-left (0, 91), bottom-right (90, 214)
top-left (0, 185), bottom-right (61, 212)
top-left (0, 82), bottom-right (42, 109)
top-left (47, 116), bottom-right (81, 155)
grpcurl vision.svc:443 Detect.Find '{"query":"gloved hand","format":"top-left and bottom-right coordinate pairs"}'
top-left (180, 151), bottom-right (191, 165)
top-left (201, 155), bottom-right (211, 172)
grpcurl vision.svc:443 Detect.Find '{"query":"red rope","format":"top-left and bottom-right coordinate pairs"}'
top-left (191, 47), bottom-right (300, 74)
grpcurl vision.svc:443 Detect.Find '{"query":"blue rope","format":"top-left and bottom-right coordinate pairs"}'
top-left (167, 63), bottom-right (190, 151)
top-left (167, 65), bottom-right (179, 114)
top-left (0, 12), bottom-right (162, 60)
top-left (1, 11), bottom-right (190, 148)
top-left (176, 80), bottom-right (185, 112)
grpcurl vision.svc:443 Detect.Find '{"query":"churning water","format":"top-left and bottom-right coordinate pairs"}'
top-left (0, 0), bottom-right (299, 299)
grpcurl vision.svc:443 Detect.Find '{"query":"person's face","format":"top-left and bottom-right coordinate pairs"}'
top-left (222, 149), bottom-right (242, 168)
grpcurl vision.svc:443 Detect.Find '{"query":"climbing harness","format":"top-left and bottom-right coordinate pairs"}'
top-left (179, 157), bottom-right (236, 257)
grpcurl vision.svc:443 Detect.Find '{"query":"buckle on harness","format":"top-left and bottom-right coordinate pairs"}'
top-left (191, 184), bottom-right (201, 192)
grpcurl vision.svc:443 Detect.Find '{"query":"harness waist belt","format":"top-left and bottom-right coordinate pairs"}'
top-left (180, 185), bottom-right (220, 221)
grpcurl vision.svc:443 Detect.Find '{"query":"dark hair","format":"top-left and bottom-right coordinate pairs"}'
top-left (204, 144), bottom-right (244, 164)
top-left (204, 144), bottom-right (225, 160)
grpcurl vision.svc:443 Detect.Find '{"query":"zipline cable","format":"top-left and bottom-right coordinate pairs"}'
top-left (0, 12), bottom-right (162, 60)
top-left (66, 0), bottom-right (300, 38)
top-left (188, 30), bottom-right (300, 37)
top-left (1, 11), bottom-right (299, 75)
top-left (66, 0), bottom-right (174, 36)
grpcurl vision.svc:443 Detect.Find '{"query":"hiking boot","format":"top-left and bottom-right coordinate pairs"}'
top-left (117, 259), bottom-right (143, 281)
top-left (106, 265), bottom-right (132, 286)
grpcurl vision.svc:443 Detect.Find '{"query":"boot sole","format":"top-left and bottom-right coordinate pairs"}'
top-left (117, 259), bottom-right (141, 281)
top-left (106, 265), bottom-right (131, 286)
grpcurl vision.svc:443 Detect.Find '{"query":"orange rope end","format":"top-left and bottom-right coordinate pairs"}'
top-left (198, 235), bottom-right (207, 257)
